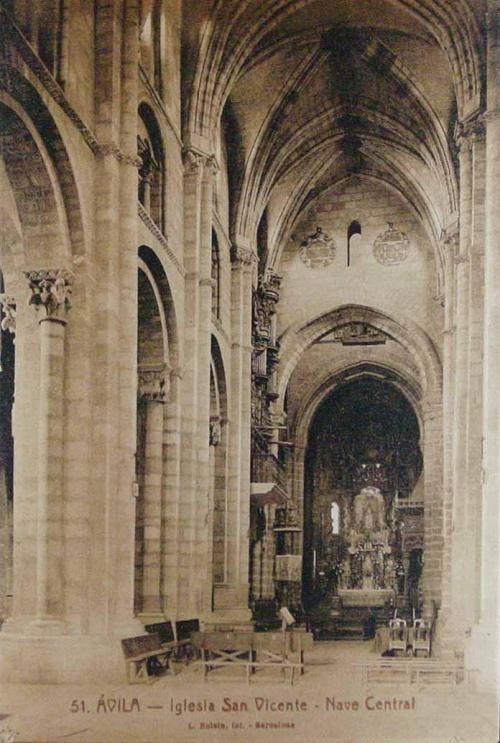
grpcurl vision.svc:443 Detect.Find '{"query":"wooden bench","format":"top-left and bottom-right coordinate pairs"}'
top-left (193, 630), bottom-right (313, 684)
top-left (353, 658), bottom-right (466, 687)
top-left (194, 631), bottom-right (253, 679)
top-left (144, 619), bottom-right (200, 663)
top-left (286, 630), bottom-right (313, 673)
top-left (121, 633), bottom-right (174, 684)
top-left (175, 619), bottom-right (200, 662)
top-left (248, 632), bottom-right (303, 685)
top-left (144, 620), bottom-right (176, 649)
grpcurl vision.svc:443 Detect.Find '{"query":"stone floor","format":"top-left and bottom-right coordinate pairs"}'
top-left (0, 641), bottom-right (497, 743)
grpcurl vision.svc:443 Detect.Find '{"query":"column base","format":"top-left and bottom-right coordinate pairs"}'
top-left (28, 618), bottom-right (69, 635)
top-left (431, 609), bottom-right (466, 660)
top-left (0, 632), bottom-right (127, 684)
top-left (1, 616), bottom-right (69, 636)
top-left (464, 622), bottom-right (499, 695)
top-left (136, 612), bottom-right (166, 626)
top-left (208, 583), bottom-right (253, 629)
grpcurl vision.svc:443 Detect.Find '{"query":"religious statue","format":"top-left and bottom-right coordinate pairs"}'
top-left (342, 486), bottom-right (394, 592)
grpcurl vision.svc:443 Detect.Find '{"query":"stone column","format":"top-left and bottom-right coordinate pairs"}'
top-left (178, 148), bottom-right (203, 614)
top-left (194, 157), bottom-right (218, 615)
top-left (211, 242), bottom-right (255, 624)
top-left (178, 147), bottom-right (217, 616)
top-left (441, 116), bottom-right (487, 655)
top-left (25, 269), bottom-right (72, 631)
top-left (89, 0), bottom-right (142, 639)
top-left (465, 1), bottom-right (500, 693)
top-left (466, 124), bottom-right (486, 627)
top-left (115, 0), bottom-right (141, 630)
top-left (443, 116), bottom-right (484, 653)
top-left (137, 364), bottom-right (167, 618)
top-left (438, 228), bottom-right (457, 625)
top-left (447, 130), bottom-right (472, 646)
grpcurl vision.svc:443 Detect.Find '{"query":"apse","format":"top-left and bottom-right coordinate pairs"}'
top-left (303, 375), bottom-right (422, 611)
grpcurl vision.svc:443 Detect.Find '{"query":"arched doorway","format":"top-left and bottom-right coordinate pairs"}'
top-left (303, 375), bottom-right (423, 637)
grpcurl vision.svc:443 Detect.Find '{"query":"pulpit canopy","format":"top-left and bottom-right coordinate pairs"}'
top-left (250, 482), bottom-right (289, 507)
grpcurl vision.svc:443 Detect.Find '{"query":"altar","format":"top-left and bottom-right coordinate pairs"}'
top-left (338, 588), bottom-right (393, 607)
top-left (338, 486), bottom-right (396, 606)
top-left (304, 380), bottom-right (423, 617)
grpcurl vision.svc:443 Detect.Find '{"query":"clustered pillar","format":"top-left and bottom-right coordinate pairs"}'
top-left (464, 0), bottom-right (500, 691)
top-left (212, 242), bottom-right (255, 623)
top-left (439, 113), bottom-right (487, 657)
top-left (179, 147), bottom-right (218, 616)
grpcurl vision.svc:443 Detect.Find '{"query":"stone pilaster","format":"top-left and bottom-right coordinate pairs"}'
top-left (25, 269), bottom-right (72, 631)
top-left (137, 364), bottom-right (167, 617)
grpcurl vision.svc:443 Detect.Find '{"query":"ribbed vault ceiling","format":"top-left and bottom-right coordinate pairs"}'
top-left (183, 0), bottom-right (485, 269)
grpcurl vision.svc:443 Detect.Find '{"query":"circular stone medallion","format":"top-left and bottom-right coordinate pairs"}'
top-left (299, 226), bottom-right (336, 268)
top-left (373, 222), bottom-right (410, 266)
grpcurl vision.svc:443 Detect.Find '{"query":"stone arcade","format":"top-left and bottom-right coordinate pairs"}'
top-left (0, 0), bottom-right (498, 698)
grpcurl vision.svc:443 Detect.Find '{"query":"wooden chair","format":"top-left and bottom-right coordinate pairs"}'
top-left (409, 618), bottom-right (431, 657)
top-left (388, 618), bottom-right (408, 655)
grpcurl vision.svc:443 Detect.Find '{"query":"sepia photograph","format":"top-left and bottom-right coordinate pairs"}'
top-left (0, 0), bottom-right (498, 741)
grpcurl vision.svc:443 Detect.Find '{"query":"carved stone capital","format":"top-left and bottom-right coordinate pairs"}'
top-left (182, 147), bottom-right (205, 173)
top-left (25, 269), bottom-right (73, 321)
top-left (440, 226), bottom-right (459, 251)
top-left (231, 244), bottom-right (258, 266)
top-left (209, 417), bottom-right (222, 447)
top-left (138, 363), bottom-right (169, 403)
top-left (182, 147), bottom-right (219, 175)
top-left (205, 154), bottom-right (219, 176)
top-left (455, 112), bottom-right (486, 149)
top-left (0, 295), bottom-right (16, 333)
top-left (258, 271), bottom-right (282, 304)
